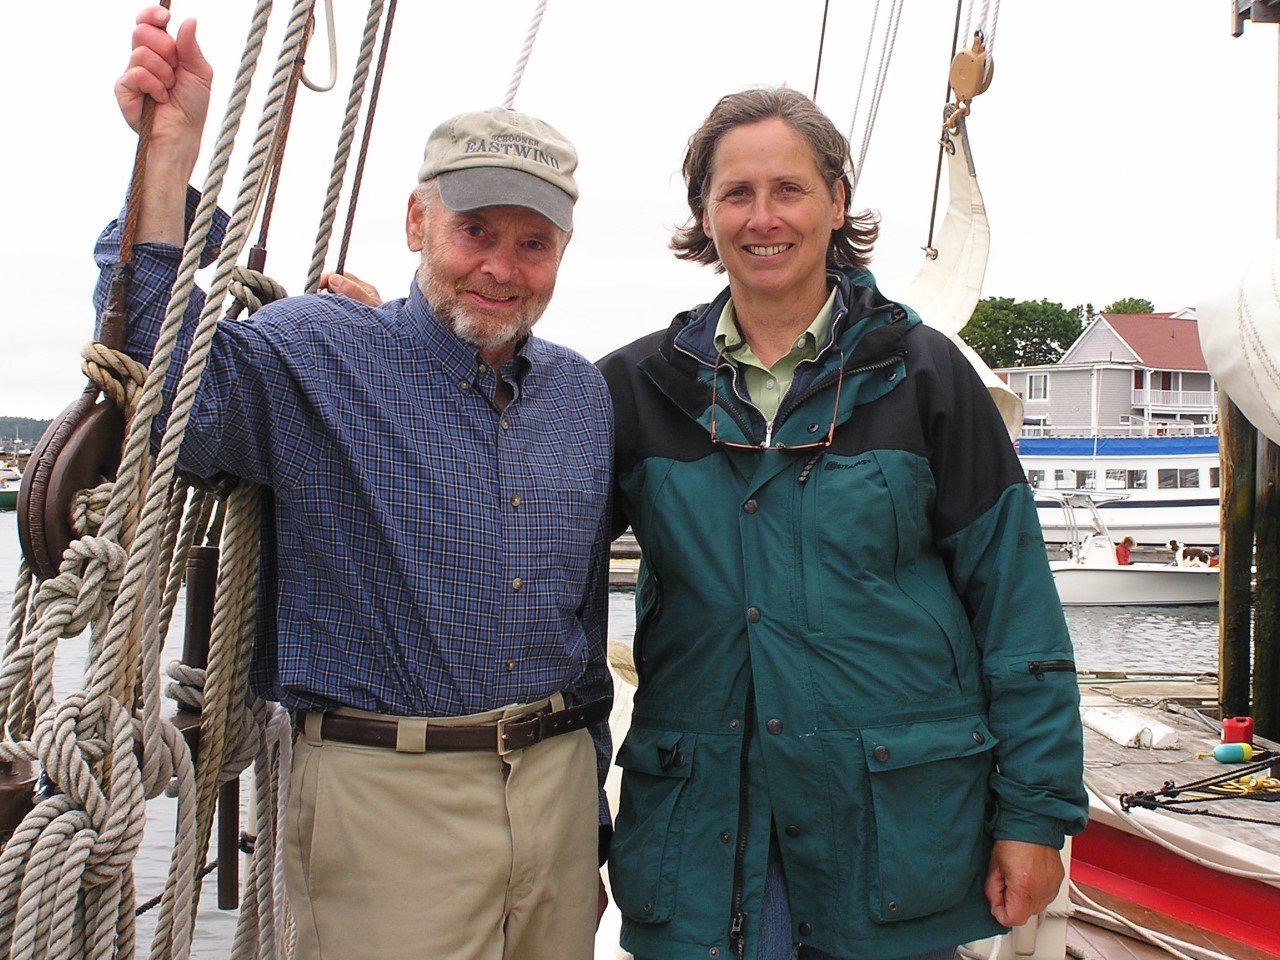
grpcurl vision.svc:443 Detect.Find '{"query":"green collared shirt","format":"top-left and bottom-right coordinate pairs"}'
top-left (713, 288), bottom-right (837, 424)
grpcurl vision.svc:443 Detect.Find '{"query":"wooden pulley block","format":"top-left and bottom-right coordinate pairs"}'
top-left (18, 263), bottom-right (132, 581)
top-left (18, 388), bottom-right (126, 580)
top-left (948, 33), bottom-right (994, 103)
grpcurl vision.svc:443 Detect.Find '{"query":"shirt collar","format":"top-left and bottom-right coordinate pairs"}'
top-left (712, 287), bottom-right (837, 367)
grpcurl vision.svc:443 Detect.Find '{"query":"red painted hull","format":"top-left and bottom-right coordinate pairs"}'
top-left (1072, 819), bottom-right (1280, 957)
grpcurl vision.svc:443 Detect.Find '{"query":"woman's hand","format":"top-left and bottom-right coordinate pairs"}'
top-left (320, 271), bottom-right (383, 307)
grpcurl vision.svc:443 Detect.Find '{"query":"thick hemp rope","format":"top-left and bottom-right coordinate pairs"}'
top-left (0, 2), bottom-right (305, 958)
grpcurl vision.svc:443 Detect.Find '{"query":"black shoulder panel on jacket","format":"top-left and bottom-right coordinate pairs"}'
top-left (597, 316), bottom-right (718, 479)
top-left (907, 324), bottom-right (1028, 540)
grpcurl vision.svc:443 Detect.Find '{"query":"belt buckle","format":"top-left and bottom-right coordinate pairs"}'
top-left (496, 710), bottom-right (543, 756)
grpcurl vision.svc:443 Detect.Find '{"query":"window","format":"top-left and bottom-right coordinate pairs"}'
top-left (1105, 469), bottom-right (1127, 490)
top-left (1210, 467), bottom-right (1220, 488)
top-left (1027, 374), bottom-right (1048, 400)
top-left (1054, 469), bottom-right (1068, 486)
top-left (1027, 469), bottom-right (1046, 487)
top-left (1075, 470), bottom-right (1096, 490)
top-left (1158, 468), bottom-right (1200, 489)
top-left (1127, 469), bottom-right (1148, 490)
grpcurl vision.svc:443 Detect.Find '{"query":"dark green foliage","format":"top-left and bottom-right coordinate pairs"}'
top-left (0, 418), bottom-right (51, 449)
top-left (1102, 297), bottom-right (1156, 314)
top-left (961, 297), bottom-right (1085, 368)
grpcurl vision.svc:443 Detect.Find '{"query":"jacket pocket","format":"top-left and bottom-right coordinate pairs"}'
top-left (861, 713), bottom-right (997, 923)
top-left (608, 727), bottom-right (697, 924)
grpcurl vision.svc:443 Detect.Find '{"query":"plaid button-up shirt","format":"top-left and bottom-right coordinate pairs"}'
top-left (93, 199), bottom-right (613, 790)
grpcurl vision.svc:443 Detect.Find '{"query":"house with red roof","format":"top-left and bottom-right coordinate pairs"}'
top-left (995, 310), bottom-right (1216, 438)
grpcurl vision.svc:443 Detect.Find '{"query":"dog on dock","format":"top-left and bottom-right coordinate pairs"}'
top-left (1168, 540), bottom-right (1212, 567)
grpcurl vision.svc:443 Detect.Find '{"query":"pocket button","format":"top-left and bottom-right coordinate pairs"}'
top-left (872, 745), bottom-right (890, 762)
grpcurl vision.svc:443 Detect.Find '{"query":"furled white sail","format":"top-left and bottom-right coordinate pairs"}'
top-left (1197, 241), bottom-right (1280, 445)
top-left (898, 113), bottom-right (1024, 439)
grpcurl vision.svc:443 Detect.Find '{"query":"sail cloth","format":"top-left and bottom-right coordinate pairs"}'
top-left (1197, 242), bottom-right (1280, 446)
top-left (896, 114), bottom-right (1024, 440)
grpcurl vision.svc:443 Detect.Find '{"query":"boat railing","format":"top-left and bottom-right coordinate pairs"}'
top-left (1018, 421), bottom-right (1216, 439)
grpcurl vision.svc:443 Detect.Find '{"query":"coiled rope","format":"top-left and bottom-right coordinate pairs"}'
top-left (0, 2), bottom-right (313, 958)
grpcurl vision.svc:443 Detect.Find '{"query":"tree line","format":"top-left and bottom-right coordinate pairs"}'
top-left (960, 296), bottom-right (1154, 369)
top-left (0, 418), bottom-right (52, 449)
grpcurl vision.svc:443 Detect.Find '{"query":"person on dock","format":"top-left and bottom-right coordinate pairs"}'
top-left (596, 88), bottom-right (1089, 960)
top-left (105, 7), bottom-right (612, 959)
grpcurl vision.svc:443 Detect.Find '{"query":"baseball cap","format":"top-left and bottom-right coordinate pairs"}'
top-left (418, 107), bottom-right (578, 231)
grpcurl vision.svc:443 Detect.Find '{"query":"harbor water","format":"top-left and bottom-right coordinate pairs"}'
top-left (0, 514), bottom-right (1219, 956)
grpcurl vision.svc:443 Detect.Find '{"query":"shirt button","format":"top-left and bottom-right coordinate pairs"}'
top-left (505, 659), bottom-right (515, 672)
top-left (785, 824), bottom-right (801, 837)
top-left (872, 745), bottom-right (890, 762)
top-left (794, 337), bottom-right (806, 349)
top-left (511, 578), bottom-right (523, 591)
top-left (743, 499), bottom-right (758, 514)
top-left (500, 419), bottom-right (510, 430)
top-left (766, 718), bottom-right (783, 735)
top-left (765, 378), bottom-right (776, 390)
top-left (747, 607), bottom-right (761, 624)
top-left (459, 380), bottom-right (470, 390)
top-left (510, 495), bottom-right (522, 507)
top-left (798, 922), bottom-right (812, 937)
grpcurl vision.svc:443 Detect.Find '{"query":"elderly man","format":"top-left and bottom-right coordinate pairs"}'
top-left (106, 8), bottom-right (612, 960)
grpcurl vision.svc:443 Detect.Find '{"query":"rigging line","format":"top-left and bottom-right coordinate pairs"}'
top-left (923, 0), bottom-right (967, 259)
top-left (336, 0), bottom-right (399, 274)
top-left (301, 0), bottom-right (338, 91)
top-left (854, 0), bottom-right (904, 187)
top-left (119, 0), bottom-right (174, 266)
top-left (846, 0), bottom-right (882, 197)
top-left (254, 13), bottom-right (318, 252)
top-left (503, 0), bottom-right (549, 110)
top-left (304, 0), bottom-right (388, 292)
top-left (812, 0), bottom-right (832, 101)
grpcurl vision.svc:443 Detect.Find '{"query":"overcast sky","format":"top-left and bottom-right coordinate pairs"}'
top-left (4, 0), bottom-right (1277, 419)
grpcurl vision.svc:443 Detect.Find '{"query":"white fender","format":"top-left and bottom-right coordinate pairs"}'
top-left (1197, 241), bottom-right (1280, 446)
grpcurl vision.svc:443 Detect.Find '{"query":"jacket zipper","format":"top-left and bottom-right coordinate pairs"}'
top-left (774, 354), bottom-right (902, 439)
top-left (1028, 659), bottom-right (1076, 681)
top-left (674, 340), bottom-right (765, 444)
top-left (728, 677), bottom-right (756, 959)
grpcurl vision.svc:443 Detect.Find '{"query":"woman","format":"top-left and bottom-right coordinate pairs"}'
top-left (597, 88), bottom-right (1087, 960)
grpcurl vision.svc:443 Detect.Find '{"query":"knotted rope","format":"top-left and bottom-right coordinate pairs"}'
top-left (0, 1), bottom-right (309, 958)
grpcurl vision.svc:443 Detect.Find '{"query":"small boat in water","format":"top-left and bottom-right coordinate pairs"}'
top-left (0, 465), bottom-right (20, 511)
top-left (1044, 490), bottom-right (1219, 606)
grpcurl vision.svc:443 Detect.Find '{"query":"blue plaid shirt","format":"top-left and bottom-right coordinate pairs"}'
top-left (93, 195), bottom-right (613, 791)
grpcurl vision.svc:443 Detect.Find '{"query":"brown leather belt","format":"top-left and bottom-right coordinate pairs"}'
top-left (299, 696), bottom-right (612, 755)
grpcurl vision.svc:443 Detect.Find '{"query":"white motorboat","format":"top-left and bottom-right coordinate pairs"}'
top-left (1043, 491), bottom-right (1219, 606)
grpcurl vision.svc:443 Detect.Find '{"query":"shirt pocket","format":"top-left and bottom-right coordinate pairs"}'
top-left (608, 727), bottom-right (698, 924)
top-left (860, 713), bottom-right (997, 922)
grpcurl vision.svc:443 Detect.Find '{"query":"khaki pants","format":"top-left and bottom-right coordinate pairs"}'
top-left (285, 697), bottom-right (599, 960)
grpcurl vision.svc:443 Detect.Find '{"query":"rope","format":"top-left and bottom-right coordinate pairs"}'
top-left (922, 0), bottom-right (968, 258)
top-left (335, 0), bottom-right (399, 276)
top-left (502, 0), bottom-right (549, 110)
top-left (301, 0), bottom-right (338, 92)
top-left (845, 0), bottom-right (881, 195)
top-left (0, 1), bottom-right (300, 957)
top-left (852, 0), bottom-right (904, 194)
top-left (811, 0), bottom-right (832, 101)
top-left (304, 0), bottom-right (389, 293)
